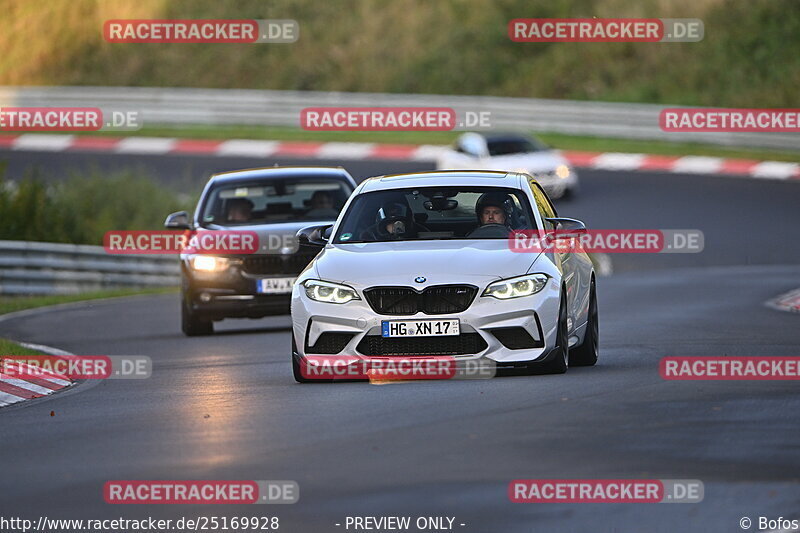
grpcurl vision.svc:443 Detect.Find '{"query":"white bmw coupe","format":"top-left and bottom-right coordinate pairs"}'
top-left (436, 132), bottom-right (579, 199)
top-left (291, 170), bottom-right (598, 382)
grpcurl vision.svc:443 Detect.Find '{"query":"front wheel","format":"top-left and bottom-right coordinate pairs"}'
top-left (569, 278), bottom-right (598, 367)
top-left (181, 294), bottom-right (213, 336)
top-left (535, 290), bottom-right (569, 374)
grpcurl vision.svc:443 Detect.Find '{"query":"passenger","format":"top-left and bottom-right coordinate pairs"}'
top-left (360, 201), bottom-right (418, 241)
top-left (305, 190), bottom-right (338, 218)
top-left (226, 198), bottom-right (254, 223)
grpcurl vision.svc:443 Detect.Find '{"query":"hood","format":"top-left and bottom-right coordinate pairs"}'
top-left (314, 240), bottom-right (542, 287)
top-left (484, 150), bottom-right (566, 173)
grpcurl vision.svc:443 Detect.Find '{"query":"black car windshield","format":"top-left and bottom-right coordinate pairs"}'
top-left (333, 186), bottom-right (536, 243)
top-left (200, 178), bottom-right (352, 226)
top-left (487, 137), bottom-right (548, 156)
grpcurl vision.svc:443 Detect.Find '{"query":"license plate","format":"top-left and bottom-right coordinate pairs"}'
top-left (381, 319), bottom-right (460, 338)
top-left (257, 277), bottom-right (296, 294)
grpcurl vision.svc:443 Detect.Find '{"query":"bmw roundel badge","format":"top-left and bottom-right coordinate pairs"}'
top-left (414, 276), bottom-right (426, 284)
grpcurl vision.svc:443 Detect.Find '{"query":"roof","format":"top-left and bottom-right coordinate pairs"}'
top-left (360, 170), bottom-right (524, 193)
top-left (208, 166), bottom-right (353, 185)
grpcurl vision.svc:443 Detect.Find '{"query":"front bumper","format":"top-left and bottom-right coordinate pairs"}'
top-left (291, 277), bottom-right (562, 364)
top-left (534, 172), bottom-right (578, 198)
top-left (184, 255), bottom-right (310, 320)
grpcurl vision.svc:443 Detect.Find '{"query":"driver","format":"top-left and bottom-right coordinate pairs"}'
top-left (475, 192), bottom-right (513, 228)
top-left (360, 200), bottom-right (419, 241)
top-left (465, 192), bottom-right (515, 238)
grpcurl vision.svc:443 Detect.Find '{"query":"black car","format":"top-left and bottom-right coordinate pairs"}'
top-left (164, 166), bottom-right (357, 336)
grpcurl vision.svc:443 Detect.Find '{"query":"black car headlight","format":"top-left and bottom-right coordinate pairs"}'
top-left (189, 255), bottom-right (231, 273)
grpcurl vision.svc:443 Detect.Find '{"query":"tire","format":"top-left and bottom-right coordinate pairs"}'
top-left (181, 292), bottom-right (213, 336)
top-left (535, 289), bottom-right (569, 375)
top-left (569, 278), bottom-right (598, 367)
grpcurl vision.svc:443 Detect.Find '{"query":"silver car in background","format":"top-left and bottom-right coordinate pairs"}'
top-left (436, 132), bottom-right (579, 199)
top-left (290, 170), bottom-right (598, 382)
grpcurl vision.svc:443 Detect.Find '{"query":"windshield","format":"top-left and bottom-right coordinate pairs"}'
top-left (333, 186), bottom-right (536, 243)
top-left (200, 178), bottom-right (352, 226)
top-left (487, 137), bottom-right (548, 156)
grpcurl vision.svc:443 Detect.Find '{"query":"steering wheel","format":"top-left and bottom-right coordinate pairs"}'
top-left (466, 223), bottom-right (510, 238)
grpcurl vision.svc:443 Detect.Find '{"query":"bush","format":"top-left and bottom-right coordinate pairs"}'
top-left (0, 169), bottom-right (196, 245)
top-left (0, 0), bottom-right (797, 106)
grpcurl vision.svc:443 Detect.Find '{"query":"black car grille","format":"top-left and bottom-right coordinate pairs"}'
top-left (356, 333), bottom-right (487, 356)
top-left (242, 252), bottom-right (318, 275)
top-left (306, 332), bottom-right (355, 355)
top-left (363, 285), bottom-right (477, 315)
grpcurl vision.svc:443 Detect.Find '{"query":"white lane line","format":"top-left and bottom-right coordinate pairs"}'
top-left (751, 161), bottom-right (799, 180)
top-left (216, 139), bottom-right (280, 157)
top-left (672, 156), bottom-right (724, 174)
top-left (17, 341), bottom-right (75, 357)
top-left (315, 142), bottom-right (374, 159)
top-left (1, 133), bottom-right (798, 181)
top-left (411, 144), bottom-right (449, 161)
top-left (592, 153), bottom-right (646, 170)
top-left (114, 137), bottom-right (176, 154)
top-left (13, 134), bottom-right (75, 151)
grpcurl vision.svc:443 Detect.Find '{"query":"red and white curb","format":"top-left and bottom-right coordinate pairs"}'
top-left (766, 288), bottom-right (800, 314)
top-left (1, 133), bottom-right (798, 180)
top-left (0, 341), bottom-right (75, 408)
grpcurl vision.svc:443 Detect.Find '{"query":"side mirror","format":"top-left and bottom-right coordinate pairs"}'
top-left (545, 217), bottom-right (587, 240)
top-left (297, 224), bottom-right (333, 247)
top-left (164, 211), bottom-right (191, 230)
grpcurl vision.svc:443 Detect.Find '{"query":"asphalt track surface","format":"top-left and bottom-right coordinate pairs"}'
top-left (1, 148), bottom-right (799, 532)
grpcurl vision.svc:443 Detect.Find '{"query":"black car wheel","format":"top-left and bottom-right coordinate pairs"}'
top-left (181, 288), bottom-right (213, 336)
top-left (527, 288), bottom-right (569, 375)
top-left (569, 277), bottom-right (599, 367)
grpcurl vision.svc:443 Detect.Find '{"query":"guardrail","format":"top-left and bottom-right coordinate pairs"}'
top-left (0, 240), bottom-right (179, 295)
top-left (0, 86), bottom-right (797, 150)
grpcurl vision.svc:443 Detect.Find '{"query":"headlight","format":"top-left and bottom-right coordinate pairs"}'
top-left (190, 256), bottom-right (230, 272)
top-left (555, 164), bottom-right (571, 179)
top-left (482, 273), bottom-right (549, 300)
top-left (303, 279), bottom-right (360, 304)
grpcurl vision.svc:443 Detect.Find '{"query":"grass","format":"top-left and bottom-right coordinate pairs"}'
top-left (0, 338), bottom-right (47, 356)
top-left (79, 125), bottom-right (800, 163)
